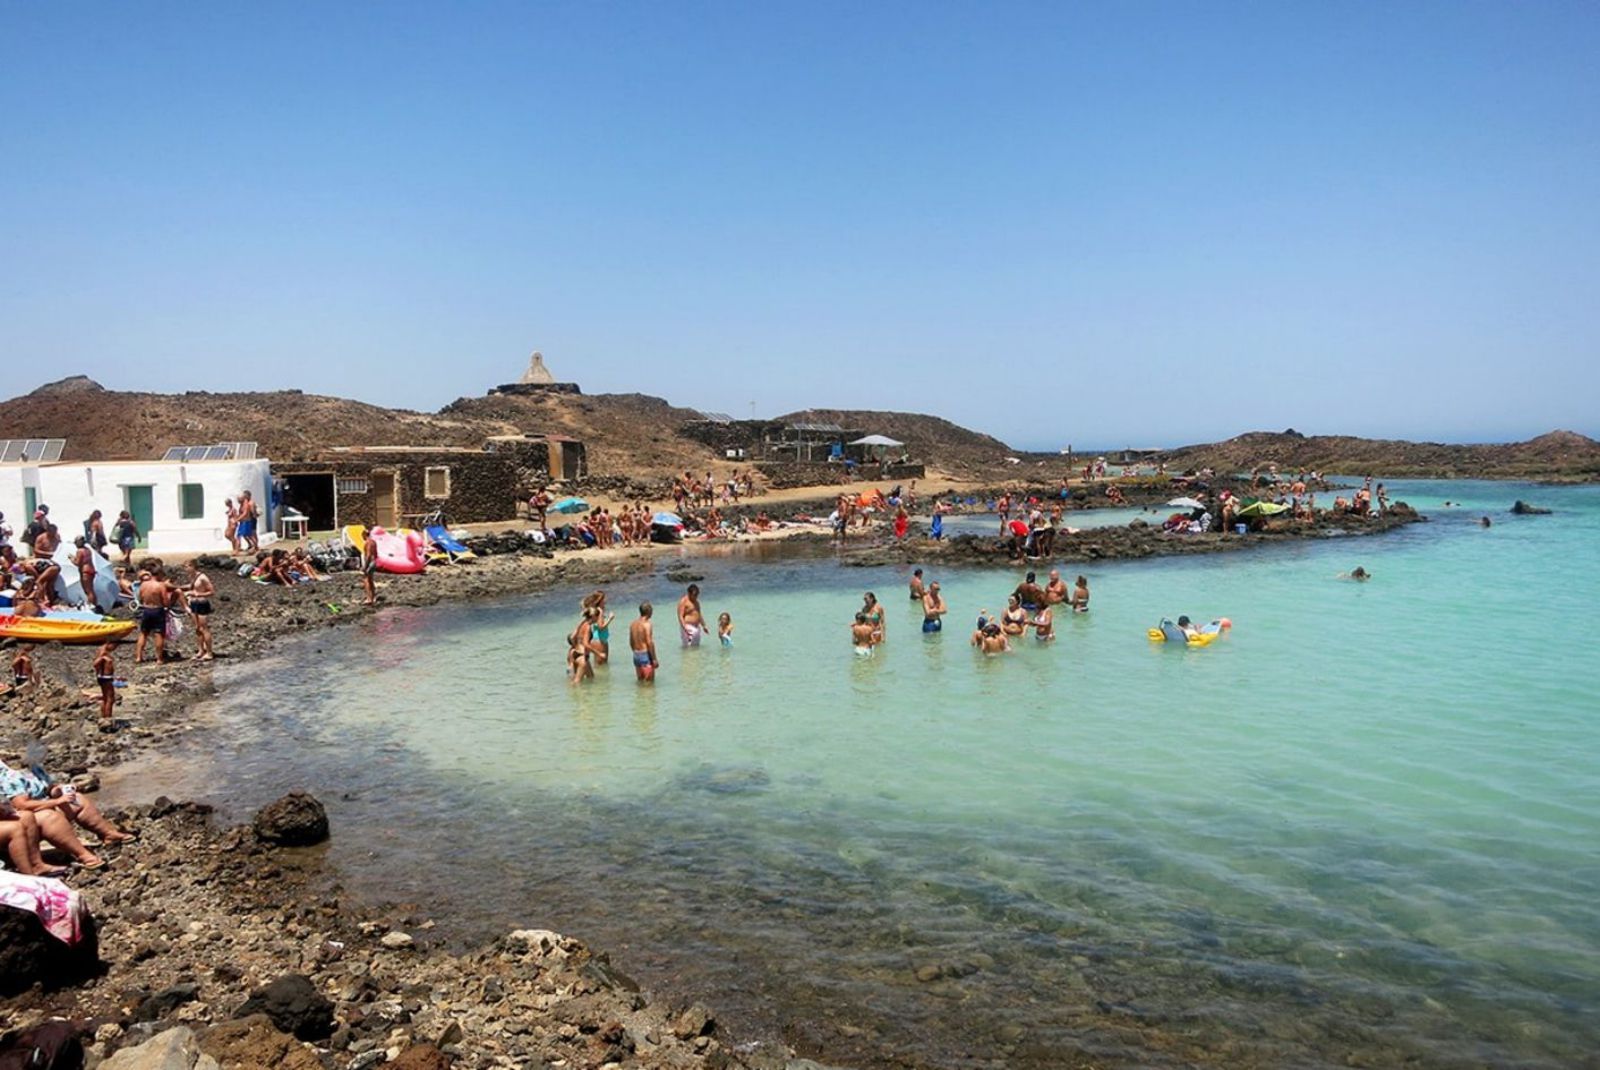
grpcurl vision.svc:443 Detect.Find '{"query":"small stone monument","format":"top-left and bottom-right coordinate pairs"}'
top-left (490, 350), bottom-right (581, 396)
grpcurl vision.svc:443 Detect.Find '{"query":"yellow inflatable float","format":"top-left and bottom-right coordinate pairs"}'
top-left (1148, 617), bottom-right (1232, 646)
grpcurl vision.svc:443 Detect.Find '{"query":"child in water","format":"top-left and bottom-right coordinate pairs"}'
top-left (717, 612), bottom-right (734, 647)
top-left (566, 632), bottom-right (593, 685)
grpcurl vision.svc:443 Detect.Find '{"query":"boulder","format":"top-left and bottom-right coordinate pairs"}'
top-left (0, 902), bottom-right (99, 995)
top-left (1511, 500), bottom-right (1551, 515)
top-left (389, 1044), bottom-right (451, 1070)
top-left (233, 975), bottom-right (335, 1041)
top-left (100, 1026), bottom-right (201, 1070)
top-left (201, 1015), bottom-right (324, 1070)
top-left (251, 793), bottom-right (329, 847)
top-left (135, 982), bottom-right (201, 1021)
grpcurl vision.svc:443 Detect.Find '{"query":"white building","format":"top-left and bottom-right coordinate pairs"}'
top-left (0, 457), bottom-right (274, 557)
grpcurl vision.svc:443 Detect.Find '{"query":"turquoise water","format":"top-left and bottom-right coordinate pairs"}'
top-left (138, 481), bottom-right (1600, 1068)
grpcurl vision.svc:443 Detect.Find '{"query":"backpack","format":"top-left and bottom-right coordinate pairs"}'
top-left (0, 1020), bottom-right (85, 1070)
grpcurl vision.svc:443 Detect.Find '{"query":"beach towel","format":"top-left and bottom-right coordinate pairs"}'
top-left (0, 871), bottom-right (87, 945)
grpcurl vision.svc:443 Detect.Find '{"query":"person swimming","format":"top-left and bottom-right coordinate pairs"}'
top-left (1341, 566), bottom-right (1371, 581)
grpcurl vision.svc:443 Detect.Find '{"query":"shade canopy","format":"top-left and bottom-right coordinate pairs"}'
top-left (1166, 496), bottom-right (1206, 509)
top-left (849, 434), bottom-right (904, 447)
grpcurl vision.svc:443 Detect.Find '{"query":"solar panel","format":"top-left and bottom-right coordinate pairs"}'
top-left (696, 411), bottom-right (734, 424)
top-left (232, 441), bottom-right (258, 460)
top-left (0, 439), bottom-right (66, 462)
top-left (204, 445), bottom-right (230, 460)
top-left (163, 446), bottom-right (187, 461)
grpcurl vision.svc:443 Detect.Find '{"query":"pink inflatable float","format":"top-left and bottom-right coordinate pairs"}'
top-left (368, 526), bottom-right (427, 574)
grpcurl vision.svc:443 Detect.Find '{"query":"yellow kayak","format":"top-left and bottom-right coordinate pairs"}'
top-left (0, 615), bottom-right (136, 644)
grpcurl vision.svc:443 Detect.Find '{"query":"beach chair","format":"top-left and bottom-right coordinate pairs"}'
top-left (425, 524), bottom-right (478, 563)
top-left (399, 527), bottom-right (450, 566)
top-left (340, 525), bottom-right (367, 566)
top-left (1159, 619), bottom-right (1189, 644)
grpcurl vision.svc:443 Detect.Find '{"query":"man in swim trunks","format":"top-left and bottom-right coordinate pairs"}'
top-left (921, 581), bottom-right (947, 633)
top-left (908, 568), bottom-right (925, 601)
top-left (237, 490), bottom-right (260, 553)
top-left (629, 602), bottom-right (658, 682)
top-left (135, 568), bottom-right (177, 664)
top-left (1044, 569), bottom-right (1069, 605)
top-left (677, 583), bottom-right (704, 647)
top-left (1013, 571), bottom-right (1045, 612)
top-left (30, 523), bottom-right (61, 608)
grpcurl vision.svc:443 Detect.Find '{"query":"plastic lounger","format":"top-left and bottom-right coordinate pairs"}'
top-left (1160, 619), bottom-right (1189, 644)
top-left (425, 525), bottom-right (477, 562)
top-left (341, 525), bottom-right (367, 560)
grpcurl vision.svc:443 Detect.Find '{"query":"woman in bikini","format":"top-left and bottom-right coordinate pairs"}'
top-left (1001, 595), bottom-right (1029, 638)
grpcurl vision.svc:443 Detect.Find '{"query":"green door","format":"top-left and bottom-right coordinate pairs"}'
top-left (125, 485), bottom-right (153, 548)
top-left (22, 487), bottom-right (36, 520)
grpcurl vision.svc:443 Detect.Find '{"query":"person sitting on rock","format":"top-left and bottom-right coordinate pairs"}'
top-left (0, 800), bottom-right (69, 877)
top-left (0, 760), bottom-right (136, 869)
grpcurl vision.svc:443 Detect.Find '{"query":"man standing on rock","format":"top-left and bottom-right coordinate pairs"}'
top-left (677, 584), bottom-right (704, 647)
top-left (135, 567), bottom-right (182, 664)
top-left (630, 602), bottom-right (658, 683)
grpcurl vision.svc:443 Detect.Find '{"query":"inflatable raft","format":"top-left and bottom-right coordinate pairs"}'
top-left (0, 615), bottom-right (136, 645)
top-left (1148, 618), bottom-right (1232, 647)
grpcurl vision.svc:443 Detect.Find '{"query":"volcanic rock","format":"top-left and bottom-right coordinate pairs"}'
top-left (233, 974), bottom-right (335, 1040)
top-left (251, 792), bottom-right (329, 847)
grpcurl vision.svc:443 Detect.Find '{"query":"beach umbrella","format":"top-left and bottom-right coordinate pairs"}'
top-left (652, 511), bottom-right (684, 528)
top-left (1166, 496), bottom-right (1206, 509)
top-left (848, 434), bottom-right (904, 447)
top-left (551, 496), bottom-right (588, 514)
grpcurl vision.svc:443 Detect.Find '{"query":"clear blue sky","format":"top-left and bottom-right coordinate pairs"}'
top-left (3, 2), bottom-right (1597, 449)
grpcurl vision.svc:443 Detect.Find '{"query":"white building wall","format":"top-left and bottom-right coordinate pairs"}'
top-left (0, 459), bottom-right (274, 557)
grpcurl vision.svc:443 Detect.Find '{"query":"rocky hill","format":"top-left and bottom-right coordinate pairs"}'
top-left (776, 408), bottom-right (1017, 476)
top-left (0, 379), bottom-right (1015, 477)
top-left (1155, 429), bottom-right (1600, 482)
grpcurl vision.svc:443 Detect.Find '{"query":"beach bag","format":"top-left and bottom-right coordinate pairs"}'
top-left (0, 1020), bottom-right (84, 1069)
top-left (164, 613), bottom-right (184, 644)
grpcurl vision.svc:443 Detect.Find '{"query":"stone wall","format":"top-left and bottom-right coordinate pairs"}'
top-left (277, 450), bottom-right (524, 526)
top-left (487, 382), bottom-right (582, 396)
top-left (678, 420), bottom-right (776, 456)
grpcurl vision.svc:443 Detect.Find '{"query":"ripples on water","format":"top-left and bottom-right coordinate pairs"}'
top-left (124, 481), bottom-right (1600, 1069)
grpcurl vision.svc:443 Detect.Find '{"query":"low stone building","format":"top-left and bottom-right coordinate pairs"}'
top-left (274, 435), bottom-right (584, 531)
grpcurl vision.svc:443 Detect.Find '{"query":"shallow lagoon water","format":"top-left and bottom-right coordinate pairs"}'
top-left (134, 481), bottom-right (1600, 1068)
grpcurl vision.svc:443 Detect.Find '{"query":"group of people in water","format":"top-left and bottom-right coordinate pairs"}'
top-left (566, 583), bottom-right (734, 685)
top-left (903, 567), bottom-right (1090, 656)
top-left (562, 565), bottom-right (1098, 682)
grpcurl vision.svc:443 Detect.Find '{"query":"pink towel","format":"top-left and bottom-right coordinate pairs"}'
top-left (0, 870), bottom-right (86, 945)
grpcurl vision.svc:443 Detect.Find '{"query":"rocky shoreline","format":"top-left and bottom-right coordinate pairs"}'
top-left (2, 504), bottom-right (1426, 1069)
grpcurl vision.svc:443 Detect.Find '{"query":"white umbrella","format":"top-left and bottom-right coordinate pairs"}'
top-left (848, 435), bottom-right (904, 447)
top-left (1166, 496), bottom-right (1206, 509)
